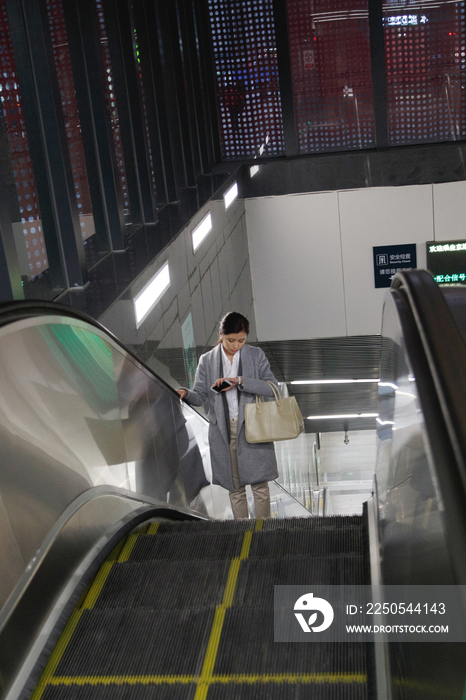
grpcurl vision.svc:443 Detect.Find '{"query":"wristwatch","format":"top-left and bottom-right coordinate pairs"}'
top-left (238, 376), bottom-right (243, 385)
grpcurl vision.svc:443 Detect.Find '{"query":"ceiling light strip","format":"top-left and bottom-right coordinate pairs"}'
top-left (291, 379), bottom-right (380, 385)
top-left (307, 413), bottom-right (379, 420)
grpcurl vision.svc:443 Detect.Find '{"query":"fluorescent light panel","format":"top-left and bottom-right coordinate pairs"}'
top-left (134, 262), bottom-right (170, 328)
top-left (192, 212), bottom-right (212, 252)
top-left (291, 378), bottom-right (379, 385)
top-left (250, 165), bottom-right (260, 177)
top-left (307, 413), bottom-right (379, 420)
top-left (224, 182), bottom-right (238, 210)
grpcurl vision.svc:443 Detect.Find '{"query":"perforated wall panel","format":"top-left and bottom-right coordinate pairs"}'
top-left (47, 1), bottom-right (96, 242)
top-left (96, 1), bottom-right (131, 221)
top-left (384, 1), bottom-right (466, 145)
top-left (0, 1), bottom-right (48, 281)
top-left (208, 0), bottom-right (284, 159)
top-left (287, 0), bottom-right (375, 153)
top-left (129, 2), bottom-right (157, 203)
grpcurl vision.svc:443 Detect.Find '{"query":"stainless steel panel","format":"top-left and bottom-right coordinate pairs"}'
top-left (0, 312), bottom-right (212, 696)
top-left (377, 295), bottom-right (453, 585)
top-left (376, 290), bottom-right (466, 700)
top-left (0, 494), bottom-right (24, 609)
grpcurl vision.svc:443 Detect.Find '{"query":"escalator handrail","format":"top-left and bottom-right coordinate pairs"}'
top-left (0, 299), bottom-right (207, 423)
top-left (392, 269), bottom-right (466, 495)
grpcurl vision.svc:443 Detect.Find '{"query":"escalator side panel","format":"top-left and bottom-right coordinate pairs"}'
top-left (377, 282), bottom-right (466, 700)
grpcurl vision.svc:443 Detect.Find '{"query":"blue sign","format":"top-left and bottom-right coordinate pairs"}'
top-left (373, 244), bottom-right (417, 289)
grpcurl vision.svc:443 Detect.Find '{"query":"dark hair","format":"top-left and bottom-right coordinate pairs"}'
top-left (218, 312), bottom-right (249, 341)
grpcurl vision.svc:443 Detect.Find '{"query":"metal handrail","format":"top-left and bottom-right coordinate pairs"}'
top-left (0, 300), bottom-right (208, 423)
top-left (392, 270), bottom-right (466, 493)
top-left (391, 269), bottom-right (466, 583)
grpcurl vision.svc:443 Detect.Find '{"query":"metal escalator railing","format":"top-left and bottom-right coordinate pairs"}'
top-left (375, 270), bottom-right (466, 700)
top-left (0, 301), bottom-right (213, 699)
top-left (388, 270), bottom-right (466, 585)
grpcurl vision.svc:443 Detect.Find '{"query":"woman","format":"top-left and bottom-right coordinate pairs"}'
top-left (177, 312), bottom-right (279, 519)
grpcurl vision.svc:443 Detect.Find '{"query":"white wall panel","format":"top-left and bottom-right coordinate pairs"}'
top-left (339, 185), bottom-right (432, 336)
top-left (433, 181), bottom-right (466, 241)
top-left (246, 193), bottom-right (346, 341)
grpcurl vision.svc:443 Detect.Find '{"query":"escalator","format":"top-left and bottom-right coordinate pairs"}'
top-left (1, 269), bottom-right (466, 700)
top-left (33, 516), bottom-right (369, 700)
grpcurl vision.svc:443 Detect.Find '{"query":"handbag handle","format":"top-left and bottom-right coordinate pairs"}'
top-left (255, 381), bottom-right (281, 405)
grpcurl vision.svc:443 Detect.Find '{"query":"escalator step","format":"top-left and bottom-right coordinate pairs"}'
top-left (157, 519), bottom-right (253, 533)
top-left (213, 608), bottom-right (366, 676)
top-left (153, 516), bottom-right (363, 534)
top-left (129, 532), bottom-right (244, 562)
top-left (233, 554), bottom-right (364, 607)
top-left (40, 683), bottom-right (367, 700)
top-left (55, 608), bottom-right (213, 677)
top-left (263, 516), bottom-right (363, 531)
top-left (206, 682), bottom-right (367, 699)
top-left (249, 528), bottom-right (363, 559)
top-left (95, 560), bottom-right (231, 610)
top-left (42, 686), bottom-right (195, 700)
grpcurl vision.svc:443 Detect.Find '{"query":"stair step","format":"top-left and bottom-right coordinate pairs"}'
top-left (95, 559), bottom-right (231, 610)
top-left (55, 608), bottom-right (213, 678)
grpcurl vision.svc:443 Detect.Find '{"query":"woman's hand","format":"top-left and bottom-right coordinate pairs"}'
top-left (177, 389), bottom-right (188, 400)
top-left (213, 377), bottom-right (239, 391)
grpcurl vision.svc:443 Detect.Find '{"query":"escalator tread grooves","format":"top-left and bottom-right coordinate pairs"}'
top-left (55, 608), bottom-right (215, 677)
top-left (214, 608), bottom-right (366, 676)
top-left (42, 687), bottom-right (195, 700)
top-left (206, 684), bottom-right (367, 699)
top-left (156, 519), bottom-right (253, 533)
top-left (36, 517), bottom-right (368, 700)
top-left (128, 532), bottom-right (245, 562)
top-left (42, 684), bottom-right (367, 699)
top-left (95, 560), bottom-right (231, 610)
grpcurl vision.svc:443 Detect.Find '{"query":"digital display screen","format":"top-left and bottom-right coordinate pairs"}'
top-left (426, 240), bottom-right (466, 284)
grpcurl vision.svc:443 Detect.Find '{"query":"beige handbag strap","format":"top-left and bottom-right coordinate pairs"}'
top-left (267, 381), bottom-right (281, 401)
top-left (255, 381), bottom-right (281, 405)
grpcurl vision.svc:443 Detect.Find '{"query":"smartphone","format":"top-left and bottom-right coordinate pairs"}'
top-left (212, 380), bottom-right (233, 392)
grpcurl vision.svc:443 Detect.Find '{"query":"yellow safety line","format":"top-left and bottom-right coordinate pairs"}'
top-left (30, 610), bottom-right (84, 699)
top-left (117, 533), bottom-right (139, 562)
top-left (107, 537), bottom-right (128, 561)
top-left (193, 528), bottom-right (254, 700)
top-left (239, 529), bottom-right (252, 560)
top-left (81, 561), bottom-right (114, 610)
top-left (50, 675), bottom-right (195, 686)
top-left (254, 519), bottom-right (263, 532)
top-left (146, 522), bottom-right (160, 535)
top-left (48, 672), bottom-right (366, 687)
top-left (221, 559), bottom-right (240, 607)
top-left (31, 527), bottom-right (146, 697)
top-left (212, 672), bottom-right (367, 684)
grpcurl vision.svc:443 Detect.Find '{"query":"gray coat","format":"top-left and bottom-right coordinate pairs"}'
top-left (182, 343), bottom-right (279, 491)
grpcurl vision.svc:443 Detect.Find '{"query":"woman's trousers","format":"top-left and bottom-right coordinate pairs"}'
top-left (228, 418), bottom-right (270, 519)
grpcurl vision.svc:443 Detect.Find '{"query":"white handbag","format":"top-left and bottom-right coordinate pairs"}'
top-left (245, 381), bottom-right (304, 443)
